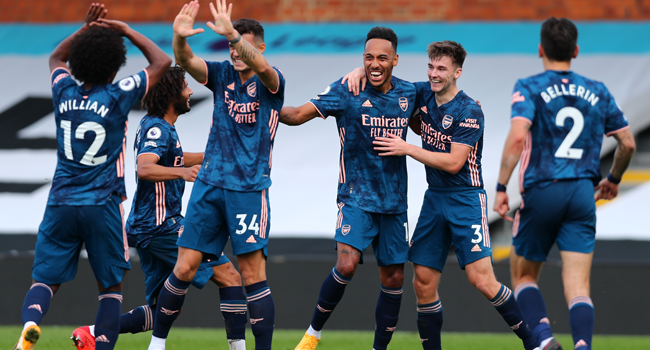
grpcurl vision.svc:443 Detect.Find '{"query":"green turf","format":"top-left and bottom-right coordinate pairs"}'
top-left (2, 326), bottom-right (650, 349)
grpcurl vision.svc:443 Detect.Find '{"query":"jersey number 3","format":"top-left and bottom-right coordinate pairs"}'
top-left (554, 106), bottom-right (584, 159)
top-left (60, 120), bottom-right (107, 166)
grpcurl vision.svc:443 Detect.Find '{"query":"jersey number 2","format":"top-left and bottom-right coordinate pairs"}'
top-left (554, 107), bottom-right (584, 159)
top-left (60, 120), bottom-right (107, 166)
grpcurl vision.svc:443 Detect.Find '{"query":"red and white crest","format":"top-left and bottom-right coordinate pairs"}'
top-left (341, 224), bottom-right (351, 235)
top-left (247, 82), bottom-right (257, 97)
top-left (442, 115), bottom-right (453, 129)
top-left (399, 97), bottom-right (408, 112)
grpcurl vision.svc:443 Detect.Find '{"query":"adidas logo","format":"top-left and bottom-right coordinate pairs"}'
top-left (362, 100), bottom-right (373, 107)
top-left (250, 318), bottom-right (264, 324)
top-left (27, 304), bottom-right (42, 313)
top-left (421, 106), bottom-right (428, 114)
top-left (227, 82), bottom-right (235, 90)
top-left (471, 244), bottom-right (482, 252)
top-left (575, 339), bottom-right (588, 348)
top-left (160, 307), bottom-right (180, 316)
top-left (176, 140), bottom-right (181, 148)
top-left (510, 321), bottom-right (522, 330)
top-left (96, 335), bottom-right (110, 343)
top-left (246, 235), bottom-right (257, 243)
top-left (317, 304), bottom-right (332, 313)
top-left (386, 326), bottom-right (396, 332)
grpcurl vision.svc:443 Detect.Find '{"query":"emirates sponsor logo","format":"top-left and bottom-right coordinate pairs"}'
top-left (161, 307), bottom-right (180, 316)
top-left (362, 99), bottom-right (373, 107)
top-left (96, 335), bottom-right (110, 343)
top-left (471, 244), bottom-right (482, 252)
top-left (28, 304), bottom-right (43, 313)
top-left (250, 318), bottom-right (264, 324)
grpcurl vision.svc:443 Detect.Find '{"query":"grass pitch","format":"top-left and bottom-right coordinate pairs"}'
top-left (2, 326), bottom-right (649, 349)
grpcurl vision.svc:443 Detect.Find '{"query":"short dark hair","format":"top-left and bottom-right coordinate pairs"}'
top-left (143, 65), bottom-right (187, 117)
top-left (365, 26), bottom-right (398, 52)
top-left (427, 40), bottom-right (467, 68)
top-left (68, 26), bottom-right (127, 84)
top-left (233, 18), bottom-right (264, 43)
top-left (541, 17), bottom-right (578, 62)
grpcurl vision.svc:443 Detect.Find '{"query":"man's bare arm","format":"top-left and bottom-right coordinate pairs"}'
top-left (183, 152), bottom-right (204, 167)
top-left (137, 154), bottom-right (200, 182)
top-left (173, 1), bottom-right (208, 84)
top-left (279, 103), bottom-right (321, 126)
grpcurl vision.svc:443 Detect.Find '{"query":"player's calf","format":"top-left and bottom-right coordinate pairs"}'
top-left (373, 285), bottom-right (403, 350)
top-left (416, 300), bottom-right (443, 350)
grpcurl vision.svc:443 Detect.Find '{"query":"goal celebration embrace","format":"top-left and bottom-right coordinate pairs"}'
top-left (6, 1), bottom-right (645, 350)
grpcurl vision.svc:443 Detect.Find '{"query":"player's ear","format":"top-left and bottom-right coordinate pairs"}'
top-left (256, 42), bottom-right (266, 54)
top-left (573, 45), bottom-right (579, 59)
top-left (454, 67), bottom-right (462, 80)
top-left (538, 44), bottom-right (544, 58)
top-left (393, 53), bottom-right (399, 67)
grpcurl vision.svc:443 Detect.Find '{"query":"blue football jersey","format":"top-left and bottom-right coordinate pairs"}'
top-left (310, 77), bottom-right (416, 214)
top-left (198, 60), bottom-right (285, 192)
top-left (49, 67), bottom-right (148, 205)
top-left (125, 116), bottom-right (185, 247)
top-left (414, 82), bottom-right (485, 189)
top-left (511, 70), bottom-right (629, 191)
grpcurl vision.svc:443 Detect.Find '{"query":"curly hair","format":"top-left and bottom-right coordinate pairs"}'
top-left (142, 65), bottom-right (188, 118)
top-left (366, 26), bottom-right (398, 52)
top-left (68, 26), bottom-right (127, 85)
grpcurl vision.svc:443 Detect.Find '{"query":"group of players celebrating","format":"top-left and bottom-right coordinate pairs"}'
top-left (13, 1), bottom-right (636, 350)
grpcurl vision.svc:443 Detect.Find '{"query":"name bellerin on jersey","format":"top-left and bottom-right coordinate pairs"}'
top-left (514, 83), bottom-right (601, 106)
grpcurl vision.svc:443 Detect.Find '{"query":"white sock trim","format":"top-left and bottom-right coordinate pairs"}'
top-left (307, 325), bottom-right (321, 339)
top-left (148, 335), bottom-right (167, 350)
top-left (228, 339), bottom-right (246, 350)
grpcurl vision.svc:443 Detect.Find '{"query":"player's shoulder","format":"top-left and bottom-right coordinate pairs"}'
top-left (51, 68), bottom-right (76, 89)
top-left (140, 116), bottom-right (171, 137)
top-left (391, 76), bottom-right (415, 90)
top-left (455, 91), bottom-right (483, 116)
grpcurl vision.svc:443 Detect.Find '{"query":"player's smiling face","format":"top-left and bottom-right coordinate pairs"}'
top-left (428, 56), bottom-right (462, 94)
top-left (230, 33), bottom-right (264, 72)
top-left (363, 39), bottom-right (398, 92)
top-left (175, 79), bottom-right (193, 115)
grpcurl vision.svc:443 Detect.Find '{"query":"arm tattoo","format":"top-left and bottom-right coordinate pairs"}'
top-left (339, 248), bottom-right (361, 258)
top-left (237, 39), bottom-right (258, 61)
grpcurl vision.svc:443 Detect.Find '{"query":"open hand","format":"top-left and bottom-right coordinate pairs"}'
top-left (85, 3), bottom-right (107, 27)
top-left (92, 18), bottom-right (130, 36)
top-left (373, 133), bottom-right (411, 156)
top-left (207, 0), bottom-right (235, 39)
top-left (341, 67), bottom-right (367, 96)
top-left (174, 1), bottom-right (205, 38)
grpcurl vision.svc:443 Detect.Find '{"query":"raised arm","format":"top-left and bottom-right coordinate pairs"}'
top-left (49, 3), bottom-right (107, 72)
top-left (373, 134), bottom-right (471, 174)
top-left (207, 0), bottom-right (279, 91)
top-left (137, 154), bottom-right (200, 182)
top-left (493, 119), bottom-right (530, 221)
top-left (173, 1), bottom-right (208, 83)
top-left (95, 18), bottom-right (171, 89)
top-left (279, 103), bottom-right (321, 126)
top-left (595, 128), bottom-right (636, 200)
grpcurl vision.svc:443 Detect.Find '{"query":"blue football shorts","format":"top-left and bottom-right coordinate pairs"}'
top-left (334, 202), bottom-right (409, 267)
top-left (137, 233), bottom-right (230, 306)
top-left (178, 178), bottom-right (270, 257)
top-left (409, 188), bottom-right (493, 271)
top-left (33, 195), bottom-right (131, 288)
top-left (512, 178), bottom-right (596, 262)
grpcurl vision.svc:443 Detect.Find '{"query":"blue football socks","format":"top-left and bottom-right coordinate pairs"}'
top-left (94, 292), bottom-right (122, 350)
top-left (21, 283), bottom-right (53, 325)
top-left (515, 282), bottom-right (554, 345)
top-left (416, 300), bottom-right (443, 350)
top-left (152, 273), bottom-right (190, 339)
top-left (569, 296), bottom-right (594, 350)
top-left (220, 286), bottom-right (247, 340)
top-left (490, 284), bottom-right (538, 350)
top-left (373, 285), bottom-right (403, 350)
top-left (119, 305), bottom-right (153, 334)
top-left (246, 280), bottom-right (275, 350)
top-left (310, 267), bottom-right (351, 331)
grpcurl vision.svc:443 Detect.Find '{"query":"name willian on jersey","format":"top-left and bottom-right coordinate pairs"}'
top-left (224, 91), bottom-right (259, 124)
top-left (58, 99), bottom-right (110, 117)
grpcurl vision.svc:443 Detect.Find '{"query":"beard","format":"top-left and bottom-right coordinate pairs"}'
top-left (173, 99), bottom-right (191, 115)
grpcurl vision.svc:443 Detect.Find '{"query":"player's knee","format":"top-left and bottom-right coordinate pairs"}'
top-left (467, 273), bottom-right (493, 295)
top-left (173, 261), bottom-right (199, 281)
top-left (335, 260), bottom-right (357, 278)
top-left (381, 269), bottom-right (404, 288)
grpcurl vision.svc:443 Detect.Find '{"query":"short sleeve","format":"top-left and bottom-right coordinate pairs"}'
top-left (266, 67), bottom-right (286, 96)
top-left (603, 87), bottom-right (629, 136)
top-left (412, 81), bottom-right (430, 113)
top-left (51, 67), bottom-right (76, 97)
top-left (510, 79), bottom-right (535, 124)
top-left (113, 70), bottom-right (149, 113)
top-left (452, 103), bottom-right (484, 147)
top-left (138, 124), bottom-right (170, 159)
top-left (308, 78), bottom-right (349, 119)
top-left (203, 60), bottom-right (229, 91)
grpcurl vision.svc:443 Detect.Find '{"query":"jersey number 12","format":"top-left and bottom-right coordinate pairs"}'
top-left (60, 120), bottom-right (107, 166)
